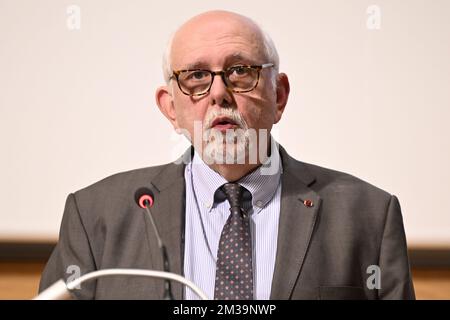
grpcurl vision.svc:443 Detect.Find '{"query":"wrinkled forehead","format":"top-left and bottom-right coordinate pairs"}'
top-left (170, 18), bottom-right (267, 69)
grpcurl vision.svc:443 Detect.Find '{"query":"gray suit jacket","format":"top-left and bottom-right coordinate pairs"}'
top-left (39, 146), bottom-right (415, 299)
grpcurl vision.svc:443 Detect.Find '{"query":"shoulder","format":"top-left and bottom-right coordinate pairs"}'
top-left (302, 161), bottom-right (392, 200)
top-left (282, 152), bottom-right (402, 242)
top-left (292, 160), bottom-right (398, 232)
top-left (70, 162), bottom-right (178, 214)
top-left (79, 164), bottom-right (166, 194)
top-left (280, 147), bottom-right (395, 214)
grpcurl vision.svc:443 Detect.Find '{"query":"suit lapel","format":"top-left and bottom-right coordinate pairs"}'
top-left (145, 149), bottom-right (192, 300)
top-left (270, 147), bottom-right (321, 299)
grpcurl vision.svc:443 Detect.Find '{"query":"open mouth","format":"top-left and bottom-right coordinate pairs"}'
top-left (211, 117), bottom-right (239, 131)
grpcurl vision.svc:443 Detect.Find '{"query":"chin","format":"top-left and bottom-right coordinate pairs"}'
top-left (202, 129), bottom-right (249, 165)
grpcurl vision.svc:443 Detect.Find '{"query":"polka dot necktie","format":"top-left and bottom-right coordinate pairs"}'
top-left (214, 183), bottom-right (253, 300)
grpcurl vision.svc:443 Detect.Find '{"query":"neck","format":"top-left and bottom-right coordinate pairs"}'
top-left (209, 162), bottom-right (261, 182)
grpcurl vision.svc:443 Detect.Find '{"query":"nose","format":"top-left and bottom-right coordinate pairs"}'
top-left (208, 73), bottom-right (233, 107)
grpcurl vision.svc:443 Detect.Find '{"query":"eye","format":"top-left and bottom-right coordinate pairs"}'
top-left (230, 66), bottom-right (250, 76)
top-left (186, 70), bottom-right (209, 80)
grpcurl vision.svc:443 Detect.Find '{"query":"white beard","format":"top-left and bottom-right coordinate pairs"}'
top-left (199, 106), bottom-right (251, 165)
top-left (203, 127), bottom-right (250, 165)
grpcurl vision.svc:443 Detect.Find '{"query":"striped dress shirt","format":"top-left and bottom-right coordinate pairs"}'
top-left (183, 150), bottom-right (282, 300)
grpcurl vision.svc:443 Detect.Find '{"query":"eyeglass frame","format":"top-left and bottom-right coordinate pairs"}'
top-left (168, 63), bottom-right (275, 96)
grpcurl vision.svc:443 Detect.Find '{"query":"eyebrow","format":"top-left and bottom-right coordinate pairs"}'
top-left (184, 61), bottom-right (209, 70)
top-left (227, 53), bottom-right (257, 65)
top-left (181, 53), bottom-right (259, 70)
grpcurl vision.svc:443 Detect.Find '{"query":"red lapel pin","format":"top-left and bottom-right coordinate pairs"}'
top-left (303, 199), bottom-right (314, 207)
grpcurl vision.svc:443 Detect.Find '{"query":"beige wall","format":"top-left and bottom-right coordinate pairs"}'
top-left (1, 0), bottom-right (450, 246)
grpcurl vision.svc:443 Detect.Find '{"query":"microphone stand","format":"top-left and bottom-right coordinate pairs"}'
top-left (33, 269), bottom-right (209, 300)
top-left (142, 205), bottom-right (174, 300)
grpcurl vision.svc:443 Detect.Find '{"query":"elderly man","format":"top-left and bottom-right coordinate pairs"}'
top-left (39, 10), bottom-right (415, 300)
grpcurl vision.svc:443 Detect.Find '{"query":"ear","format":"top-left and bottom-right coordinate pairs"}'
top-left (273, 73), bottom-right (290, 124)
top-left (155, 85), bottom-right (179, 129)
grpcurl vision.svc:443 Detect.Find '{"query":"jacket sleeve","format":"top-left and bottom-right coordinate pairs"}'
top-left (38, 193), bottom-right (97, 299)
top-left (378, 195), bottom-right (416, 299)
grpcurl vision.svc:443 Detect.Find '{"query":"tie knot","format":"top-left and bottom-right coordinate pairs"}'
top-left (221, 183), bottom-right (245, 209)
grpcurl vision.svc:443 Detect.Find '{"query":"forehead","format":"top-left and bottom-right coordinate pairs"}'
top-left (171, 19), bottom-right (266, 69)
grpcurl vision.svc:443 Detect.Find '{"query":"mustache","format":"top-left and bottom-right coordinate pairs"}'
top-left (203, 108), bottom-right (247, 130)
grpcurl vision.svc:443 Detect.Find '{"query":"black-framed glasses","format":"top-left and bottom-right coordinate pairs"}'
top-left (169, 63), bottom-right (274, 96)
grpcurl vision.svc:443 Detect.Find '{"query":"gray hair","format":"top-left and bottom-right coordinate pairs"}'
top-left (162, 23), bottom-right (280, 88)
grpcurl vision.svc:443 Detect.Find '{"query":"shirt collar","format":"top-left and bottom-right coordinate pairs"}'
top-left (190, 143), bottom-right (282, 214)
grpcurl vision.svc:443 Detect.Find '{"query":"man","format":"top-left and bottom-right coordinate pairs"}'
top-left (39, 10), bottom-right (415, 300)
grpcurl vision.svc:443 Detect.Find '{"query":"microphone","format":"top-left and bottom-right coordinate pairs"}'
top-left (134, 187), bottom-right (174, 300)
